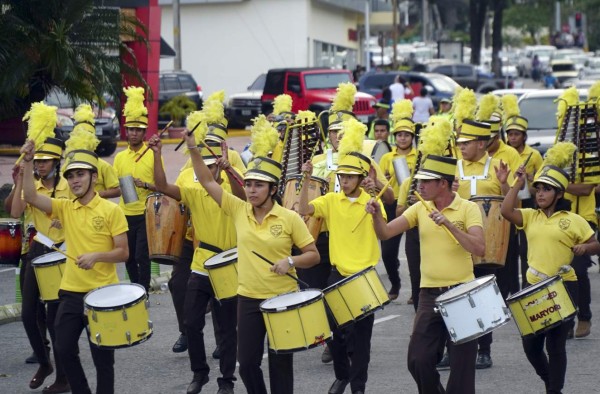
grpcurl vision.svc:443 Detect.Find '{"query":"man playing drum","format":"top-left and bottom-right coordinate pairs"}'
top-left (366, 155), bottom-right (485, 394)
top-left (20, 142), bottom-right (129, 394)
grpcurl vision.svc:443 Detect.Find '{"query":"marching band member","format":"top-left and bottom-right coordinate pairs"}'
top-left (299, 118), bottom-right (386, 394)
top-left (20, 142), bottom-right (129, 394)
top-left (190, 114), bottom-right (319, 394)
top-left (366, 99), bottom-right (392, 141)
top-left (269, 94), bottom-right (295, 163)
top-left (501, 163), bottom-right (600, 394)
top-left (367, 155), bottom-right (484, 394)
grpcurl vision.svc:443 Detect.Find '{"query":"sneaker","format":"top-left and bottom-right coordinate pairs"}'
top-left (475, 353), bottom-right (493, 369)
top-left (575, 320), bottom-right (591, 338)
top-left (436, 352), bottom-right (450, 370)
top-left (321, 344), bottom-right (333, 364)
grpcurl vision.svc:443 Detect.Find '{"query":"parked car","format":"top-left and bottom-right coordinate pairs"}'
top-left (226, 73), bottom-right (266, 128)
top-left (491, 88), bottom-right (538, 99)
top-left (430, 63), bottom-right (514, 93)
top-left (45, 89), bottom-right (120, 157)
top-left (580, 57), bottom-right (600, 79)
top-left (158, 70), bottom-right (203, 128)
top-left (549, 60), bottom-right (578, 87)
top-left (518, 45), bottom-right (557, 78)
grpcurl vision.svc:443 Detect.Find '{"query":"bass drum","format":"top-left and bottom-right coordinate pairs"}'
top-left (470, 196), bottom-right (510, 268)
top-left (145, 193), bottom-right (189, 265)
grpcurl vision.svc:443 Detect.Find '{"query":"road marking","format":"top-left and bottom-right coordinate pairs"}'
top-left (0, 268), bottom-right (17, 273)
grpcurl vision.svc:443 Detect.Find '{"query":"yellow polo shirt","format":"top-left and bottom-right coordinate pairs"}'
top-left (312, 152), bottom-right (388, 194)
top-left (27, 177), bottom-right (71, 243)
top-left (179, 171), bottom-right (237, 273)
top-left (397, 177), bottom-right (412, 207)
top-left (565, 189), bottom-right (597, 225)
top-left (519, 145), bottom-right (543, 178)
top-left (176, 168), bottom-right (195, 242)
top-left (113, 143), bottom-right (163, 215)
top-left (402, 193), bottom-right (482, 287)
top-left (310, 190), bottom-right (386, 276)
top-left (180, 148), bottom-right (247, 173)
top-left (379, 147), bottom-right (418, 199)
top-left (456, 153), bottom-right (506, 199)
top-left (221, 191), bottom-right (314, 299)
top-left (95, 158), bottom-right (119, 192)
top-left (489, 140), bottom-right (521, 177)
top-left (51, 193), bottom-right (128, 292)
top-left (518, 209), bottom-right (595, 283)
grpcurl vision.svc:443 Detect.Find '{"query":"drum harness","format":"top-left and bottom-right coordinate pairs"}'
top-left (326, 149), bottom-right (341, 193)
top-left (528, 265), bottom-right (572, 281)
top-left (194, 242), bottom-right (223, 276)
top-left (457, 157), bottom-right (492, 197)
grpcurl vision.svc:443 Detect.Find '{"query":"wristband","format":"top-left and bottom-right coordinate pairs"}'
top-left (187, 145), bottom-right (199, 150)
top-left (23, 157), bottom-right (33, 162)
top-left (287, 256), bottom-right (294, 267)
top-left (143, 182), bottom-right (148, 190)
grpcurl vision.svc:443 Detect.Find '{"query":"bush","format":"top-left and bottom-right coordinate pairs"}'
top-left (159, 95), bottom-right (197, 127)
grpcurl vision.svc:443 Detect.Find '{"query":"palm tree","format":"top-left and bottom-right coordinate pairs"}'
top-left (0, 0), bottom-right (149, 123)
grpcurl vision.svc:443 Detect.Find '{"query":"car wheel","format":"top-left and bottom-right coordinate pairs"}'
top-left (96, 142), bottom-right (117, 157)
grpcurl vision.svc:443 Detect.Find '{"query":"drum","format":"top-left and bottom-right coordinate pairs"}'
top-left (260, 289), bottom-right (331, 353)
top-left (434, 275), bottom-right (511, 344)
top-left (323, 266), bottom-right (390, 328)
top-left (282, 175), bottom-right (328, 241)
top-left (0, 218), bottom-right (22, 266)
top-left (506, 275), bottom-right (576, 337)
top-left (119, 175), bottom-right (138, 204)
top-left (32, 251), bottom-right (66, 302)
top-left (145, 193), bottom-right (189, 265)
top-left (362, 140), bottom-right (391, 164)
top-left (204, 248), bottom-right (238, 301)
top-left (470, 196), bottom-right (510, 268)
top-left (84, 283), bottom-right (153, 349)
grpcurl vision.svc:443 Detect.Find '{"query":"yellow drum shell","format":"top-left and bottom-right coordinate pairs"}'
top-left (204, 249), bottom-right (238, 301)
top-left (506, 275), bottom-right (576, 337)
top-left (323, 266), bottom-right (390, 328)
top-left (145, 193), bottom-right (189, 265)
top-left (84, 283), bottom-right (153, 349)
top-left (470, 196), bottom-right (510, 268)
top-left (32, 252), bottom-right (66, 302)
top-left (260, 290), bottom-right (331, 353)
top-left (282, 175), bottom-right (328, 241)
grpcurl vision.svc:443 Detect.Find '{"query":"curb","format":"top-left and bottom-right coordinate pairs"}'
top-left (0, 271), bottom-right (172, 326)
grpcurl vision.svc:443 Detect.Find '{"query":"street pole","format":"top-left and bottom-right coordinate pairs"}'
top-left (422, 0), bottom-right (428, 42)
top-left (555, 1), bottom-right (561, 34)
top-left (392, 0), bottom-right (398, 69)
top-left (173, 0), bottom-right (182, 70)
top-left (365, 0), bottom-right (370, 72)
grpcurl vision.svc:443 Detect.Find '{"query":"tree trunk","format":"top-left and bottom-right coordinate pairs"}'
top-left (470, 0), bottom-right (488, 65)
top-left (491, 0), bottom-right (505, 77)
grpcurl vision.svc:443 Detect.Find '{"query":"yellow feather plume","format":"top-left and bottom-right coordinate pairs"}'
top-left (390, 99), bottom-right (413, 125)
top-left (182, 111), bottom-right (207, 152)
top-left (330, 82), bottom-right (356, 112)
top-left (203, 90), bottom-right (226, 125)
top-left (475, 93), bottom-right (500, 121)
top-left (589, 81), bottom-right (600, 100)
top-left (123, 86), bottom-right (147, 118)
top-left (501, 94), bottom-right (520, 122)
top-left (543, 142), bottom-right (577, 169)
top-left (22, 102), bottom-right (57, 147)
top-left (449, 86), bottom-right (463, 114)
top-left (337, 117), bottom-right (366, 156)
top-left (65, 104), bottom-right (99, 153)
top-left (418, 116), bottom-right (452, 157)
top-left (453, 88), bottom-right (477, 128)
top-left (556, 87), bottom-right (579, 129)
top-left (273, 94), bottom-right (293, 115)
top-left (296, 110), bottom-right (316, 122)
top-left (72, 104), bottom-right (95, 128)
top-left (250, 115), bottom-right (279, 157)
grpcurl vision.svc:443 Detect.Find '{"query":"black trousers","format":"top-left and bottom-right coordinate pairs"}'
top-left (297, 231), bottom-right (331, 290)
top-left (237, 295), bottom-right (293, 394)
top-left (405, 227), bottom-right (421, 311)
top-left (124, 214), bottom-right (150, 291)
top-left (570, 221), bottom-right (596, 322)
top-left (407, 288), bottom-right (477, 394)
top-left (504, 226), bottom-right (521, 295)
top-left (381, 201), bottom-right (402, 289)
top-left (518, 198), bottom-right (535, 290)
top-left (54, 290), bottom-right (115, 394)
top-left (184, 273), bottom-right (237, 388)
top-left (522, 281), bottom-right (578, 394)
top-left (327, 269), bottom-right (375, 393)
top-left (169, 239), bottom-right (193, 334)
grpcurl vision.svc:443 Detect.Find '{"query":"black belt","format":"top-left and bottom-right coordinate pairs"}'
top-left (197, 241), bottom-right (223, 254)
top-left (425, 284), bottom-right (460, 293)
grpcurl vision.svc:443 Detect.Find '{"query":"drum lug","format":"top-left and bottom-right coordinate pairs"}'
top-left (493, 282), bottom-right (500, 295)
top-left (95, 333), bottom-right (101, 345)
top-left (477, 318), bottom-right (484, 329)
top-left (148, 320), bottom-right (153, 330)
top-left (361, 304), bottom-right (372, 314)
top-left (179, 204), bottom-right (186, 215)
top-left (502, 307), bottom-right (511, 317)
top-left (91, 310), bottom-right (97, 323)
top-left (449, 328), bottom-right (457, 341)
top-left (468, 295), bottom-right (476, 308)
top-left (153, 198), bottom-right (161, 215)
top-left (434, 306), bottom-right (448, 317)
top-left (145, 299), bottom-right (150, 310)
top-left (482, 199), bottom-right (492, 216)
top-left (122, 308), bottom-right (128, 321)
top-left (126, 331), bottom-right (131, 346)
top-left (541, 318), bottom-right (552, 327)
top-left (9, 226), bottom-right (16, 238)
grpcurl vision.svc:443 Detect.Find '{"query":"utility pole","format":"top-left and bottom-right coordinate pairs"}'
top-left (392, 0), bottom-right (398, 69)
top-left (173, 0), bottom-right (181, 70)
top-left (365, 0), bottom-right (370, 72)
top-left (422, 0), bottom-right (428, 42)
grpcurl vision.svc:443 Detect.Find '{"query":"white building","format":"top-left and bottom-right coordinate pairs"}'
top-left (158, 0), bottom-right (369, 98)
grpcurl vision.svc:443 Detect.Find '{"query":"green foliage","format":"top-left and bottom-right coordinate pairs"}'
top-left (503, 2), bottom-right (552, 42)
top-left (159, 96), bottom-right (197, 127)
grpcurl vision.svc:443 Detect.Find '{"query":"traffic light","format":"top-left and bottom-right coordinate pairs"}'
top-left (575, 12), bottom-right (582, 29)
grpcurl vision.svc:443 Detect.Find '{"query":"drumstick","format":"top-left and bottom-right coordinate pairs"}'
top-left (510, 152), bottom-right (533, 188)
top-left (413, 191), bottom-right (459, 245)
top-left (351, 178), bottom-right (393, 233)
top-left (135, 121), bottom-right (173, 163)
top-left (252, 251), bottom-right (310, 288)
top-left (199, 140), bottom-right (244, 187)
top-left (33, 233), bottom-right (77, 262)
top-left (174, 119), bottom-right (204, 151)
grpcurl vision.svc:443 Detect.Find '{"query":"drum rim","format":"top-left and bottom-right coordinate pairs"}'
top-left (84, 283), bottom-right (147, 311)
top-left (434, 275), bottom-right (497, 304)
top-left (506, 275), bottom-right (562, 302)
top-left (469, 195), bottom-right (505, 202)
top-left (285, 174), bottom-right (328, 183)
top-left (259, 289), bottom-right (324, 312)
top-left (32, 251), bottom-right (67, 266)
top-left (268, 336), bottom-right (332, 354)
top-left (88, 329), bottom-right (153, 350)
top-left (0, 218), bottom-right (22, 224)
top-left (451, 317), bottom-right (512, 345)
top-left (204, 248), bottom-right (238, 269)
top-left (323, 266), bottom-right (376, 293)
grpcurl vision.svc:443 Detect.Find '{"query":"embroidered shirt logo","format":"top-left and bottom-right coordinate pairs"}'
top-left (558, 218), bottom-right (571, 231)
top-left (270, 225), bottom-right (282, 237)
top-left (92, 216), bottom-right (105, 232)
top-left (452, 221), bottom-right (465, 231)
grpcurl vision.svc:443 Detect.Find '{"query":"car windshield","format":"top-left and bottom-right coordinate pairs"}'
top-left (304, 73), bottom-right (351, 89)
top-left (249, 74), bottom-right (266, 90)
top-left (552, 64), bottom-right (576, 72)
top-left (533, 49), bottom-right (554, 58)
top-left (520, 97), bottom-right (559, 129)
top-left (427, 75), bottom-right (459, 94)
top-left (45, 89), bottom-right (83, 108)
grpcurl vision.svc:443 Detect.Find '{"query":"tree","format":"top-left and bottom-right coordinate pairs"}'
top-left (469, 0), bottom-right (489, 65)
top-left (491, 0), bottom-right (507, 77)
top-left (503, 0), bottom-right (553, 43)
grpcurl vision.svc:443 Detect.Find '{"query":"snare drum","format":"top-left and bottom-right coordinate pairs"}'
top-left (470, 196), bottom-right (510, 268)
top-left (145, 193), bottom-right (189, 264)
top-left (362, 140), bottom-right (391, 164)
top-left (84, 283), bottom-right (153, 349)
top-left (204, 248), bottom-right (238, 301)
top-left (506, 275), bottom-right (576, 337)
top-left (0, 218), bottom-right (22, 266)
top-left (32, 251), bottom-right (66, 302)
top-left (323, 266), bottom-right (390, 328)
top-left (260, 289), bottom-right (331, 353)
top-left (434, 275), bottom-right (511, 344)
top-left (282, 175), bottom-right (328, 241)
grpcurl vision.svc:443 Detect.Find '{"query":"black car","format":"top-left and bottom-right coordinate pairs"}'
top-left (226, 73), bottom-right (265, 128)
top-left (158, 70), bottom-right (203, 128)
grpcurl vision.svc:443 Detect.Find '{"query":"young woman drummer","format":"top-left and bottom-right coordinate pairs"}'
top-left (186, 116), bottom-right (319, 394)
top-left (501, 163), bottom-right (600, 393)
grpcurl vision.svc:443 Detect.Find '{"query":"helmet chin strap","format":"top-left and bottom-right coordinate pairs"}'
top-left (40, 167), bottom-right (56, 181)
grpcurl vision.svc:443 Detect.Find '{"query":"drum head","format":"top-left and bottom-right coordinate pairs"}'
top-left (507, 275), bottom-right (560, 301)
top-left (32, 251), bottom-right (66, 266)
top-left (469, 196), bottom-right (504, 203)
top-left (260, 289), bottom-right (322, 311)
top-left (0, 218), bottom-right (21, 225)
top-left (85, 283), bottom-right (146, 309)
top-left (204, 248), bottom-right (238, 268)
top-left (435, 275), bottom-right (496, 303)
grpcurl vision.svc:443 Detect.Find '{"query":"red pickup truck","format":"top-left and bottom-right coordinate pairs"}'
top-left (260, 68), bottom-right (376, 123)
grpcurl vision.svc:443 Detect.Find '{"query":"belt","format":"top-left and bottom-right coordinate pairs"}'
top-left (197, 242), bottom-right (223, 254)
top-left (424, 284), bottom-right (460, 292)
top-left (528, 265), bottom-right (572, 280)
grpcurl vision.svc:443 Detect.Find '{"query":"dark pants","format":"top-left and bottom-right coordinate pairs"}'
top-left (125, 214), bottom-right (150, 291)
top-left (54, 290), bottom-right (115, 394)
top-left (522, 281), bottom-right (578, 394)
top-left (169, 239), bottom-right (193, 334)
top-left (518, 230), bottom-right (530, 289)
top-left (297, 231), bottom-right (331, 290)
top-left (237, 296), bottom-right (293, 394)
top-left (184, 273), bottom-right (237, 388)
top-left (407, 288), bottom-right (477, 394)
top-left (570, 221), bottom-right (596, 322)
top-left (504, 226), bottom-right (521, 295)
top-left (405, 227), bottom-right (421, 311)
top-left (327, 269), bottom-right (374, 393)
top-left (381, 202), bottom-right (402, 290)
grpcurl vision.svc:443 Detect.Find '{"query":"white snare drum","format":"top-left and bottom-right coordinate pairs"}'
top-left (434, 275), bottom-right (511, 344)
top-left (84, 283), bottom-right (153, 349)
top-left (32, 251), bottom-right (66, 302)
top-left (204, 248), bottom-right (238, 301)
top-left (362, 140), bottom-right (391, 164)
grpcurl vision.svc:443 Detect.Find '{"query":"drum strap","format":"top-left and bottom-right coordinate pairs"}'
top-left (326, 149), bottom-right (340, 193)
top-left (457, 157), bottom-right (492, 197)
top-left (198, 242), bottom-right (223, 254)
top-left (528, 265), bottom-right (572, 280)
